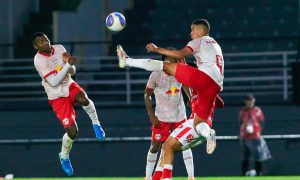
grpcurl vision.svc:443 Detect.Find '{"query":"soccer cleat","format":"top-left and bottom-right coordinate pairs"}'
top-left (188, 177), bottom-right (195, 180)
top-left (116, 45), bottom-right (128, 68)
top-left (93, 124), bottom-right (105, 141)
top-left (58, 153), bottom-right (73, 176)
top-left (206, 129), bottom-right (216, 154)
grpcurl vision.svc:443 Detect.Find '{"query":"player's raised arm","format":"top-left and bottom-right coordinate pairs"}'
top-left (144, 87), bottom-right (159, 126)
top-left (146, 43), bottom-right (193, 59)
top-left (62, 52), bottom-right (76, 76)
top-left (46, 56), bottom-right (77, 87)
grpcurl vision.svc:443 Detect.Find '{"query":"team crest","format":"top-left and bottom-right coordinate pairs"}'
top-left (155, 134), bottom-right (161, 140)
top-left (62, 118), bottom-right (69, 125)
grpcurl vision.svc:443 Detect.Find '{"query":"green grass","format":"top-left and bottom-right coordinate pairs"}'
top-left (12, 177), bottom-right (300, 180)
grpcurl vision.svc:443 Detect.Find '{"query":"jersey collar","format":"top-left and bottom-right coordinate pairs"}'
top-left (37, 47), bottom-right (54, 57)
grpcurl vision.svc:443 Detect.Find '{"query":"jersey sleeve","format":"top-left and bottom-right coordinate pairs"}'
top-left (34, 56), bottom-right (54, 78)
top-left (57, 44), bottom-right (67, 53)
top-left (186, 38), bottom-right (201, 53)
top-left (146, 72), bottom-right (159, 90)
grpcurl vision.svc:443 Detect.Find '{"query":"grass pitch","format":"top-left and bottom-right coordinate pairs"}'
top-left (12, 177), bottom-right (300, 180)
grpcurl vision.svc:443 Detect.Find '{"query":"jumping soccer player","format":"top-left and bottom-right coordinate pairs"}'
top-left (32, 32), bottom-right (105, 176)
top-left (117, 19), bottom-right (224, 180)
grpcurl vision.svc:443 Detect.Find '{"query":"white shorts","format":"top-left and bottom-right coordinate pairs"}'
top-left (170, 119), bottom-right (207, 151)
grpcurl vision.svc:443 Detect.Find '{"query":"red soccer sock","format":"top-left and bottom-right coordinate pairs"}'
top-left (162, 164), bottom-right (173, 180)
top-left (152, 170), bottom-right (163, 180)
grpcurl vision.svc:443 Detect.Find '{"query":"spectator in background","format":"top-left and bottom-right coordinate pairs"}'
top-left (238, 94), bottom-right (271, 176)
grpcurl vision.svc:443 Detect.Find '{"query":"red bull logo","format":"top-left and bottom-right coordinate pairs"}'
top-left (165, 86), bottom-right (180, 96)
top-left (55, 65), bottom-right (62, 73)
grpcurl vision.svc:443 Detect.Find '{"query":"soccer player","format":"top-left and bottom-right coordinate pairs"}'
top-left (144, 50), bottom-right (194, 180)
top-left (117, 19), bottom-right (224, 179)
top-left (32, 32), bottom-right (105, 176)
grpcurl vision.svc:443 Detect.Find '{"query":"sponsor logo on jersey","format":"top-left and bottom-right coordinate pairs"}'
top-left (165, 86), bottom-right (180, 96)
top-left (55, 66), bottom-right (62, 73)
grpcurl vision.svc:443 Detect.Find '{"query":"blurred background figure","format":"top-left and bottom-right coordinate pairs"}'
top-left (238, 94), bottom-right (272, 176)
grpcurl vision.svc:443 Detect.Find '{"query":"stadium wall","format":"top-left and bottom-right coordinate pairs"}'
top-left (0, 106), bottom-right (300, 177)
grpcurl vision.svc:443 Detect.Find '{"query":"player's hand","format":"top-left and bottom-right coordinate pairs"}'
top-left (67, 56), bottom-right (78, 66)
top-left (62, 52), bottom-right (71, 63)
top-left (186, 99), bottom-right (191, 108)
top-left (146, 43), bottom-right (158, 52)
top-left (149, 114), bottom-right (160, 126)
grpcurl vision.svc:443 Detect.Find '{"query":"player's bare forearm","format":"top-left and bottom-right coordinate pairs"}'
top-left (46, 63), bottom-right (71, 87)
top-left (156, 47), bottom-right (185, 59)
top-left (146, 43), bottom-right (192, 59)
top-left (144, 91), bottom-right (154, 116)
top-left (144, 88), bottom-right (160, 125)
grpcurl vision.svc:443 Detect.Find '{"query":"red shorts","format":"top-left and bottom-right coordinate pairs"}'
top-left (152, 119), bottom-right (186, 142)
top-left (175, 64), bottom-right (221, 123)
top-left (48, 82), bottom-right (85, 128)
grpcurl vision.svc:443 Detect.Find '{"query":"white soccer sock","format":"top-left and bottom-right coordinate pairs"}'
top-left (82, 99), bottom-right (100, 125)
top-left (126, 58), bottom-right (163, 71)
top-left (155, 166), bottom-right (164, 172)
top-left (146, 150), bottom-right (158, 179)
top-left (182, 149), bottom-right (194, 178)
top-left (61, 133), bottom-right (74, 159)
top-left (195, 122), bottom-right (211, 138)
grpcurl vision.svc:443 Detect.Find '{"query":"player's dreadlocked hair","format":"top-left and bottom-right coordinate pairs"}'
top-left (192, 19), bottom-right (210, 34)
top-left (31, 32), bottom-right (46, 44)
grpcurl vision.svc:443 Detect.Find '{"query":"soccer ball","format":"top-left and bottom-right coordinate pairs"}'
top-left (106, 12), bottom-right (126, 32)
top-left (245, 169), bottom-right (257, 176)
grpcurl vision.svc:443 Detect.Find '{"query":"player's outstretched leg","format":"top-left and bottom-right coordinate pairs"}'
top-left (82, 99), bottom-right (105, 141)
top-left (195, 122), bottom-right (217, 154)
top-left (206, 129), bottom-right (216, 154)
top-left (116, 45), bottom-right (128, 68)
top-left (116, 45), bottom-right (163, 71)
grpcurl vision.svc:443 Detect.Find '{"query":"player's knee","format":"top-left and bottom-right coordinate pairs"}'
top-left (78, 97), bottom-right (89, 106)
top-left (162, 140), bottom-right (175, 152)
top-left (75, 93), bottom-right (89, 106)
top-left (195, 122), bottom-right (211, 138)
top-left (66, 126), bottom-right (78, 139)
top-left (150, 143), bottom-right (161, 153)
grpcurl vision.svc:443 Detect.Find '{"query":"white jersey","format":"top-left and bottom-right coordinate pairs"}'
top-left (34, 44), bottom-right (75, 100)
top-left (147, 71), bottom-right (187, 122)
top-left (186, 35), bottom-right (224, 90)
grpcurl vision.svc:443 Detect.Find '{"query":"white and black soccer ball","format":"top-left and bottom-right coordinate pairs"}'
top-left (106, 12), bottom-right (126, 32)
